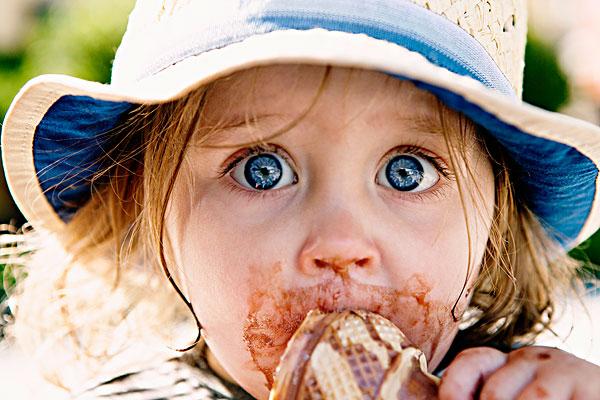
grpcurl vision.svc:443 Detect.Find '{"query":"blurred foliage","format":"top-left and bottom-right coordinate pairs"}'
top-left (1, 224), bottom-right (19, 339)
top-left (0, 0), bottom-right (135, 120)
top-left (523, 34), bottom-right (570, 112)
top-left (1, 263), bottom-right (15, 299)
top-left (1, 261), bottom-right (16, 332)
top-left (570, 231), bottom-right (600, 283)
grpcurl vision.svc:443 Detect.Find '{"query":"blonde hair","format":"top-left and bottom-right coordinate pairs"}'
top-left (2, 65), bottom-right (583, 391)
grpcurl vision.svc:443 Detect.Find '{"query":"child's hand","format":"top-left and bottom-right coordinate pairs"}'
top-left (438, 346), bottom-right (600, 400)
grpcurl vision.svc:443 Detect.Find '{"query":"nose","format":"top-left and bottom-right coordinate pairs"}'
top-left (297, 208), bottom-right (382, 280)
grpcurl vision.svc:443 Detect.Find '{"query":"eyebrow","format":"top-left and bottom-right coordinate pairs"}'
top-left (198, 111), bottom-right (454, 148)
top-left (198, 114), bottom-right (285, 147)
top-left (392, 113), bottom-right (447, 137)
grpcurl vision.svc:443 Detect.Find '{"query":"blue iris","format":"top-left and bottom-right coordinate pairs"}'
top-left (385, 155), bottom-right (424, 191)
top-left (244, 154), bottom-right (282, 190)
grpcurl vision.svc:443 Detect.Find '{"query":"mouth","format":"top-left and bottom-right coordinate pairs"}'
top-left (242, 275), bottom-right (434, 389)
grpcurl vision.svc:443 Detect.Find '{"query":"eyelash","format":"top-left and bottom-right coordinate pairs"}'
top-left (377, 144), bottom-right (455, 203)
top-left (217, 144), bottom-right (288, 178)
top-left (217, 143), bottom-right (455, 201)
top-left (218, 144), bottom-right (295, 200)
top-left (388, 144), bottom-right (454, 180)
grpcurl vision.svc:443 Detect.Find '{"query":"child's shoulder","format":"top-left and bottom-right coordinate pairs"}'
top-left (74, 349), bottom-right (254, 400)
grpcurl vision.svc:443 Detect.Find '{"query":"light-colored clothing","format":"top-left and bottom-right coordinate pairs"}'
top-left (75, 346), bottom-right (255, 400)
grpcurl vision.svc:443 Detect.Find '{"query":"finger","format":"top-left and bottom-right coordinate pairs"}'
top-left (479, 353), bottom-right (537, 400)
top-left (516, 377), bottom-right (573, 400)
top-left (439, 347), bottom-right (507, 400)
top-left (572, 376), bottom-right (600, 400)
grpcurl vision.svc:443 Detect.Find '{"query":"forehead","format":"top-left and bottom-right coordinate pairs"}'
top-left (199, 64), bottom-right (475, 147)
top-left (204, 65), bottom-right (439, 116)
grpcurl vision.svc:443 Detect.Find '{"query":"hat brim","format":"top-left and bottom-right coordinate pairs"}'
top-left (3, 28), bottom-right (600, 248)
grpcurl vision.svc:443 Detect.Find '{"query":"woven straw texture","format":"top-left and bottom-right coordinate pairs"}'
top-left (411, 0), bottom-right (527, 96)
top-left (144, 0), bottom-right (527, 96)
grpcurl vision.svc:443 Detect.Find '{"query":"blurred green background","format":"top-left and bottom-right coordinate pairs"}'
top-left (0, 0), bottom-right (599, 309)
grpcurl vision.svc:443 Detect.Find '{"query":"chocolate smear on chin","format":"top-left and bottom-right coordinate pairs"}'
top-left (242, 264), bottom-right (450, 390)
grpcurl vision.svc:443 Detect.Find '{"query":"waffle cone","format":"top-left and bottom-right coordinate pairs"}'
top-left (269, 310), bottom-right (439, 400)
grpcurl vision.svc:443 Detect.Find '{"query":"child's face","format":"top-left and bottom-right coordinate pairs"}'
top-left (166, 65), bottom-right (495, 399)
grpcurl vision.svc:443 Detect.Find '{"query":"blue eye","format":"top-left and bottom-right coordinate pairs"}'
top-left (231, 152), bottom-right (296, 190)
top-left (377, 154), bottom-right (439, 192)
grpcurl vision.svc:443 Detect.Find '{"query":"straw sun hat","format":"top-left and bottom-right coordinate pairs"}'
top-left (2, 0), bottom-right (600, 250)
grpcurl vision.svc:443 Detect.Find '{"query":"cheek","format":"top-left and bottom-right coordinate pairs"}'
top-left (382, 265), bottom-right (469, 370)
top-left (375, 194), bottom-right (491, 367)
top-left (168, 202), bottom-right (295, 396)
top-left (380, 196), bottom-right (486, 300)
top-left (174, 208), bottom-right (268, 321)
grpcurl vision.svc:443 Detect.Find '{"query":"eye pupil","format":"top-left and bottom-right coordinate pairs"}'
top-left (385, 155), bottom-right (424, 191)
top-left (245, 154), bottom-right (282, 190)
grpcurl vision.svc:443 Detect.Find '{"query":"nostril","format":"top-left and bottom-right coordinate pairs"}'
top-left (314, 258), bottom-right (370, 269)
top-left (355, 258), bottom-right (370, 267)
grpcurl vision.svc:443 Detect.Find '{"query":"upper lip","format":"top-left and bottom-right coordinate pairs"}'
top-left (286, 278), bottom-right (402, 327)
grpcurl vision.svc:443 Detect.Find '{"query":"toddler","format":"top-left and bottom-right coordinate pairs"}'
top-left (2, 1), bottom-right (600, 399)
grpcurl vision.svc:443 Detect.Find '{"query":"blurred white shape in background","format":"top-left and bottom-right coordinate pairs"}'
top-left (0, 0), bottom-right (47, 52)
top-left (529, 0), bottom-right (600, 124)
top-left (535, 292), bottom-right (600, 366)
top-left (0, 343), bottom-right (68, 400)
top-left (527, 0), bottom-right (575, 42)
top-left (558, 0), bottom-right (600, 103)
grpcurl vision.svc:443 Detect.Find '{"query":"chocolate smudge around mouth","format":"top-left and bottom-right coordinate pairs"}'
top-left (242, 264), bottom-right (452, 390)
